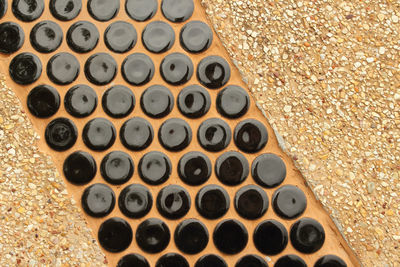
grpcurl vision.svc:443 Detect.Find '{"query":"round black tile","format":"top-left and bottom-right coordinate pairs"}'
top-left (12, 0), bottom-right (44, 22)
top-left (0, 0), bottom-right (7, 19)
top-left (198, 118), bottom-right (231, 152)
top-left (178, 151), bottom-right (211, 186)
top-left (9, 52), bottom-right (41, 85)
top-left (215, 151), bottom-right (248, 186)
top-left (272, 185), bottom-right (307, 220)
top-left (290, 218), bottom-right (325, 254)
top-left (197, 56), bottom-right (230, 89)
top-left (156, 253), bottom-right (189, 267)
top-left (254, 220), bottom-right (288, 255)
top-left (122, 53), bottom-right (155, 86)
top-left (105, 21), bottom-right (137, 53)
top-left (174, 219), bottom-right (209, 254)
top-left (234, 119), bottom-right (268, 153)
top-left (156, 185), bottom-right (190, 220)
top-left (65, 84), bottom-right (97, 118)
top-left (120, 117), bottom-right (153, 151)
top-left (27, 85), bottom-right (60, 118)
top-left (160, 53), bottom-right (193, 85)
top-left (177, 85), bottom-right (211, 118)
top-left (158, 118), bottom-right (192, 151)
top-left (125, 0), bottom-right (157, 22)
top-left (67, 21), bottom-right (99, 53)
top-left (234, 185), bottom-right (268, 220)
top-left (63, 151), bottom-right (96, 185)
top-left (252, 153), bottom-right (286, 188)
top-left (50, 0), bottom-right (82, 21)
top-left (119, 184), bottom-right (152, 218)
top-left (82, 118), bottom-right (116, 151)
top-left (161, 0), bottom-right (194, 23)
top-left (101, 151), bottom-right (134, 185)
top-left (138, 151), bottom-right (171, 185)
top-left (81, 183), bottom-right (115, 217)
top-left (45, 117), bottom-right (77, 151)
top-left (180, 21), bottom-right (213, 53)
top-left (217, 85), bottom-right (250, 118)
top-left (213, 219), bottom-right (248, 255)
top-left (196, 185), bottom-right (229, 219)
top-left (314, 255), bottom-right (347, 267)
top-left (141, 85), bottom-right (174, 118)
top-left (117, 254), bottom-right (150, 267)
top-left (274, 255), bottom-right (306, 267)
top-left (98, 217), bottom-right (132, 253)
top-left (102, 85), bottom-right (135, 118)
top-left (195, 254), bottom-right (227, 267)
top-left (235, 255), bottom-right (268, 267)
top-left (30, 21), bottom-right (63, 53)
top-left (47, 52), bottom-right (80, 85)
top-left (85, 53), bottom-right (117, 85)
top-left (87, 0), bottom-right (119, 21)
top-left (136, 218), bottom-right (170, 254)
top-left (0, 22), bottom-right (24, 54)
top-left (142, 21), bottom-right (175, 53)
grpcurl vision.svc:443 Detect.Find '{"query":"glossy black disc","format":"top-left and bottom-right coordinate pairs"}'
top-left (197, 56), bottom-right (230, 89)
top-left (217, 85), bottom-right (250, 118)
top-left (156, 253), bottom-right (189, 267)
top-left (85, 53), bottom-right (117, 85)
top-left (105, 21), bottom-right (137, 53)
top-left (117, 254), bottom-right (150, 267)
top-left (180, 21), bottom-right (213, 53)
top-left (122, 53), bottom-right (155, 86)
top-left (178, 151), bottom-right (211, 186)
top-left (156, 185), bottom-right (190, 220)
top-left (120, 117), bottom-right (153, 151)
top-left (98, 217), bottom-right (132, 253)
top-left (195, 255), bottom-right (227, 267)
top-left (102, 85), bottom-right (135, 118)
top-left (81, 183), bottom-right (115, 217)
top-left (67, 21), bottom-right (99, 53)
top-left (9, 52), bottom-right (42, 85)
top-left (215, 151), bottom-right (248, 186)
top-left (177, 85), bottom-right (211, 118)
top-left (63, 151), bottom-right (96, 185)
top-left (125, 0), bottom-right (157, 22)
top-left (290, 218), bottom-right (325, 254)
top-left (161, 0), bottom-right (194, 23)
top-left (213, 219), bottom-right (248, 255)
top-left (160, 52), bottom-right (193, 85)
top-left (142, 21), bottom-right (175, 53)
top-left (253, 220), bottom-right (288, 255)
top-left (234, 119), bottom-right (268, 153)
top-left (136, 218), bottom-right (170, 253)
top-left (64, 84), bottom-right (97, 118)
top-left (141, 85), bottom-right (174, 118)
top-left (50, 0), bottom-right (82, 21)
top-left (30, 21), bottom-right (63, 53)
top-left (0, 0), bottom-right (7, 19)
top-left (119, 184), bottom-right (152, 218)
top-left (196, 185), bottom-right (229, 219)
top-left (235, 255), bottom-right (268, 267)
top-left (272, 185), bottom-right (307, 220)
top-left (234, 185), bottom-right (268, 220)
top-left (138, 151), bottom-right (171, 185)
top-left (45, 117), bottom-right (77, 151)
top-left (87, 0), bottom-right (119, 21)
top-left (0, 22), bottom-right (24, 54)
top-left (27, 84), bottom-right (60, 118)
top-left (275, 255), bottom-right (306, 267)
top-left (12, 0), bottom-right (44, 22)
top-left (47, 52), bottom-right (79, 85)
top-left (158, 118), bottom-right (192, 151)
top-left (252, 153), bottom-right (286, 188)
top-left (82, 118), bottom-right (116, 151)
top-left (174, 219), bottom-right (209, 254)
top-left (314, 255), bottom-right (347, 267)
top-left (198, 118), bottom-right (231, 152)
top-left (101, 151), bottom-right (134, 185)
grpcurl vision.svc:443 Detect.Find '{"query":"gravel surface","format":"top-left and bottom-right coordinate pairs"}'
top-left (201, 0), bottom-right (400, 266)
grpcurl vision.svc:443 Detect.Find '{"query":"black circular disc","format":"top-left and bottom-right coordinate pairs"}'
top-left (235, 255), bottom-right (268, 267)
top-left (254, 220), bottom-right (288, 255)
top-left (0, 22), bottom-right (24, 54)
top-left (30, 21), bottom-right (63, 53)
top-left (82, 118), bottom-right (116, 151)
top-left (98, 217), bottom-right (132, 253)
top-left (160, 52), bottom-right (193, 85)
top-left (120, 117), bottom-right (153, 151)
top-left (195, 185), bottom-right (229, 219)
top-left (47, 52), bottom-right (79, 85)
top-left (290, 218), bottom-right (325, 254)
top-left (161, 0), bottom-right (194, 23)
top-left (198, 118), bottom-right (231, 152)
top-left (136, 218), bottom-right (170, 254)
top-left (156, 253), bottom-right (189, 267)
top-left (105, 21), bottom-right (137, 53)
top-left (138, 151), bottom-right (171, 185)
top-left (12, 0), bottom-right (44, 22)
top-left (0, 0), bottom-right (7, 19)
top-left (50, 0), bottom-right (82, 21)
top-left (119, 184), bottom-right (152, 218)
top-left (64, 84), bottom-right (97, 118)
top-left (314, 255), bottom-right (347, 267)
top-left (158, 118), bottom-right (192, 151)
top-left (177, 85), bottom-right (211, 118)
top-left (125, 0), bottom-right (157, 22)
top-left (197, 56), bottom-right (230, 89)
top-left (141, 85), bottom-right (174, 119)
top-left (272, 185), bottom-right (307, 220)
top-left (142, 21), bottom-right (175, 53)
top-left (252, 153), bottom-right (286, 188)
top-left (234, 119), bottom-right (268, 153)
top-left (81, 183), bottom-right (115, 217)
top-left (45, 117), bottom-right (77, 151)
top-left (87, 0), bottom-right (119, 21)
top-left (234, 185), bottom-right (268, 220)
top-left (101, 151), bottom-right (134, 185)
top-left (180, 21), bottom-right (213, 53)
top-left (27, 84), bottom-right (60, 118)
top-left (213, 219), bottom-right (248, 255)
top-left (67, 21), bottom-right (99, 53)
top-left (174, 219), bottom-right (209, 254)
top-left (217, 85), bottom-right (250, 118)
top-left (178, 151), bottom-right (211, 186)
top-left (156, 185), bottom-right (190, 220)
top-left (275, 255), bottom-right (306, 267)
top-left (63, 151), bottom-right (96, 185)
top-left (85, 53), bottom-right (117, 85)
top-left (9, 52), bottom-right (42, 85)
top-left (195, 255), bottom-right (227, 267)
top-left (117, 254), bottom-right (150, 267)
top-left (102, 85), bottom-right (135, 118)
top-left (215, 151), bottom-right (248, 186)
top-left (122, 53), bottom-right (155, 86)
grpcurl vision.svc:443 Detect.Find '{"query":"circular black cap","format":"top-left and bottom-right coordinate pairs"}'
top-left (27, 85), bottom-right (60, 118)
top-left (82, 118), bottom-right (116, 151)
top-left (105, 21), bottom-right (137, 53)
top-left (156, 185), bottom-right (190, 220)
top-left (63, 151), bottom-right (96, 185)
top-left (81, 183), bottom-right (115, 217)
top-left (47, 52), bottom-right (80, 85)
top-left (213, 219), bottom-right (248, 254)
top-left (177, 85), bottom-right (211, 118)
top-left (0, 22), bottom-right (24, 54)
top-left (215, 151), bottom-right (248, 186)
top-left (141, 85), bottom-right (174, 118)
top-left (136, 218), bottom-right (170, 253)
top-left (314, 255), bottom-right (347, 267)
top-left (198, 118), bottom-right (231, 152)
top-left (180, 21), bottom-right (213, 53)
top-left (195, 255), bottom-right (227, 267)
top-left (9, 52), bottom-right (42, 85)
top-left (87, 0), bottom-right (119, 21)
top-left (122, 53), bottom-right (155, 86)
top-left (125, 0), bottom-right (157, 22)
top-left (160, 52), bottom-right (193, 85)
top-left (178, 151), bottom-right (211, 186)
top-left (217, 85), bottom-right (250, 119)
top-left (197, 56), bottom-right (230, 89)
top-left (272, 185), bottom-right (307, 220)
top-left (156, 253), bottom-right (189, 267)
top-left (290, 218), bottom-right (325, 254)
top-left (275, 255), bottom-right (306, 267)
top-left (119, 184), bottom-right (152, 218)
top-left (253, 220), bottom-right (288, 255)
top-left (234, 119), bottom-right (268, 153)
top-left (85, 53), bottom-right (117, 85)
top-left (30, 21), bottom-right (63, 53)
top-left (98, 217), bottom-right (132, 253)
top-left (161, 0), bottom-right (194, 23)
top-left (12, 0), bottom-right (44, 22)
top-left (196, 185), bottom-right (229, 219)
top-left (50, 0), bottom-right (82, 21)
top-left (67, 21), bottom-right (99, 53)
top-left (138, 151), bottom-right (171, 185)
top-left (45, 117), bottom-right (77, 151)
top-left (252, 153), bottom-right (286, 188)
top-left (235, 255), bottom-right (268, 267)
top-left (174, 219), bottom-right (209, 254)
top-left (159, 118), bottom-right (192, 151)
top-left (120, 117), bottom-right (153, 151)
top-left (142, 21), bottom-right (174, 53)
top-left (65, 84), bottom-right (97, 118)
top-left (102, 85), bottom-right (135, 118)
top-left (234, 185), bottom-right (268, 220)
top-left (117, 254), bottom-right (150, 267)
top-left (101, 151), bottom-right (134, 185)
